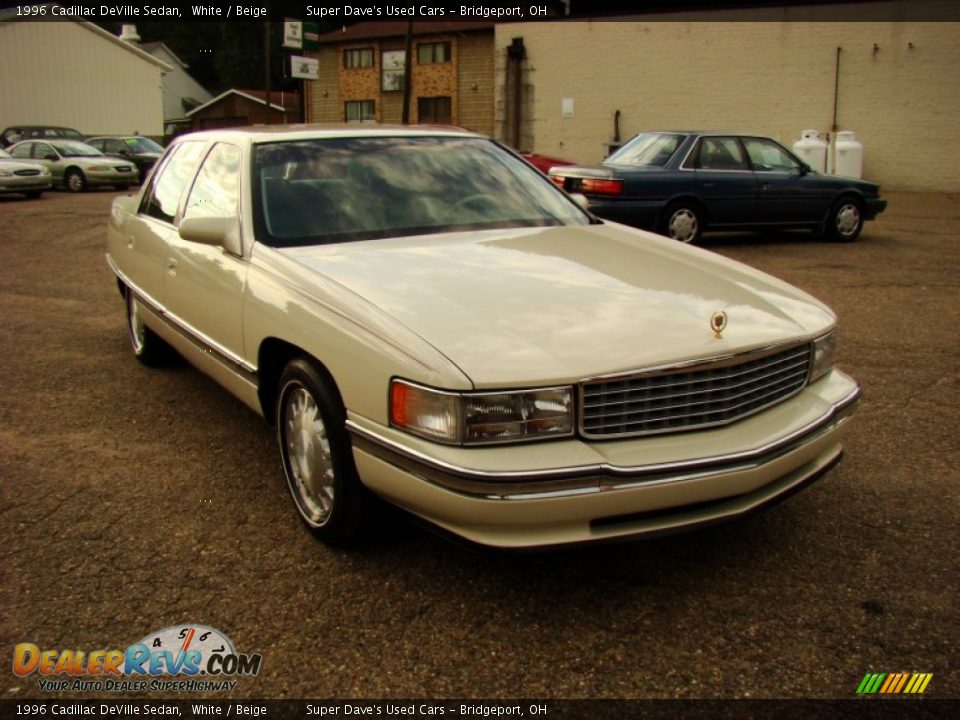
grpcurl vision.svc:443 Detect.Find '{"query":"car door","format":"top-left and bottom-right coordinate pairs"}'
top-left (163, 141), bottom-right (247, 367)
top-left (742, 136), bottom-right (830, 223)
top-left (30, 142), bottom-right (63, 182)
top-left (122, 140), bottom-right (208, 309)
top-left (690, 136), bottom-right (757, 225)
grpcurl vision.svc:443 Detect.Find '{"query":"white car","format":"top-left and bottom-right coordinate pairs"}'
top-left (106, 126), bottom-right (860, 549)
top-left (0, 148), bottom-right (52, 198)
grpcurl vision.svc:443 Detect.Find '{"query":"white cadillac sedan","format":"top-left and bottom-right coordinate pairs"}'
top-left (106, 126), bottom-right (860, 549)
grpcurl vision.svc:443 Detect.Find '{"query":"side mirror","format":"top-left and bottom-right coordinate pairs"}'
top-left (179, 216), bottom-right (242, 255)
top-left (569, 192), bottom-right (591, 212)
top-left (798, 162), bottom-right (811, 176)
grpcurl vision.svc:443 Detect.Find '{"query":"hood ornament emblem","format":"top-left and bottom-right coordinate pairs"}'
top-left (710, 311), bottom-right (728, 339)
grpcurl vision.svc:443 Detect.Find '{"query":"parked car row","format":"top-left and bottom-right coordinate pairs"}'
top-left (1, 125), bottom-right (164, 194)
top-left (6, 139), bottom-right (137, 192)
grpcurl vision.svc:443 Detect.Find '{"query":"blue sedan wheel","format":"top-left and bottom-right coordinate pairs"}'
top-left (827, 197), bottom-right (864, 242)
top-left (663, 203), bottom-right (703, 244)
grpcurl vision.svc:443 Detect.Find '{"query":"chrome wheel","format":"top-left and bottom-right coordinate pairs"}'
top-left (127, 292), bottom-right (145, 355)
top-left (835, 203), bottom-right (861, 238)
top-left (668, 208), bottom-right (699, 243)
top-left (282, 385), bottom-right (335, 526)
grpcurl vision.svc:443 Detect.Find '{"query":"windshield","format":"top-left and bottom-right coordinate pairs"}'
top-left (605, 133), bottom-right (685, 167)
top-left (124, 137), bottom-right (164, 153)
top-left (51, 141), bottom-right (102, 157)
top-left (253, 136), bottom-right (591, 247)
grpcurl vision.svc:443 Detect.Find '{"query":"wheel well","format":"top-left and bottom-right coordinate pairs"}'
top-left (257, 338), bottom-right (342, 424)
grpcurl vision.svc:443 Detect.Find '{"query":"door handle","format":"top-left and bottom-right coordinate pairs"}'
top-left (166, 258), bottom-right (178, 275)
top-left (702, 182), bottom-right (715, 188)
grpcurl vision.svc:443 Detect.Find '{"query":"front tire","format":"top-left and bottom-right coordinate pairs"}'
top-left (64, 168), bottom-right (87, 193)
top-left (826, 197), bottom-right (863, 242)
top-left (276, 358), bottom-right (366, 544)
top-left (661, 202), bottom-right (703, 244)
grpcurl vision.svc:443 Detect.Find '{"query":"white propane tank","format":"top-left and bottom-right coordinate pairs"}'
top-left (793, 129), bottom-right (828, 173)
top-left (834, 130), bottom-right (863, 178)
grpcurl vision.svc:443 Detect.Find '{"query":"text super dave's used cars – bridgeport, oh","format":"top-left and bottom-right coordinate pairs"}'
top-left (106, 125), bottom-right (861, 549)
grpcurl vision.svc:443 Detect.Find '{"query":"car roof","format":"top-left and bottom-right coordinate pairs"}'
top-left (173, 123), bottom-right (482, 145)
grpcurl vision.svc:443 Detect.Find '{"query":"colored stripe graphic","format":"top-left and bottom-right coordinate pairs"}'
top-left (858, 672), bottom-right (932, 694)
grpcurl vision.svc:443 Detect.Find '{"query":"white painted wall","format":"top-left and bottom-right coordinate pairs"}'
top-left (0, 21), bottom-right (167, 136)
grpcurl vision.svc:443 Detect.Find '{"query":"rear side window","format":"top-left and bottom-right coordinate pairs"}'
top-left (10, 143), bottom-right (32, 159)
top-left (141, 141), bottom-right (206, 224)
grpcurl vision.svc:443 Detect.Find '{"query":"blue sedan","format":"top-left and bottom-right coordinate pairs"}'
top-left (548, 132), bottom-right (887, 243)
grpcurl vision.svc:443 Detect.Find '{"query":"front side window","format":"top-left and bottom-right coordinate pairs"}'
top-left (253, 136), bottom-right (591, 247)
top-left (743, 138), bottom-right (800, 172)
top-left (417, 42), bottom-right (450, 64)
top-left (33, 143), bottom-right (56, 160)
top-left (343, 47), bottom-right (374, 69)
top-left (605, 133), bottom-right (684, 167)
top-left (141, 141), bottom-right (207, 224)
top-left (417, 97), bottom-right (452, 124)
top-left (183, 143), bottom-right (241, 220)
top-left (381, 50), bottom-right (406, 91)
top-left (344, 100), bottom-right (375, 123)
top-left (696, 137), bottom-right (748, 171)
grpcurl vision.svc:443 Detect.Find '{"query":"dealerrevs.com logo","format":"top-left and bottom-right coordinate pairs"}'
top-left (13, 625), bottom-right (262, 693)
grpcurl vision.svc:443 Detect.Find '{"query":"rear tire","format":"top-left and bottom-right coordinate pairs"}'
top-left (276, 358), bottom-right (367, 545)
top-left (660, 202), bottom-right (703, 244)
top-left (126, 289), bottom-right (170, 366)
top-left (825, 197), bottom-right (863, 242)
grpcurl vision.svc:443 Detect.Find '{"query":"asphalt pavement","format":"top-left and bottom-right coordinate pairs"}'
top-left (0, 189), bottom-right (956, 701)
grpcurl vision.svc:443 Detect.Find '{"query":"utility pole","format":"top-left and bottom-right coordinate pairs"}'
top-left (401, 21), bottom-right (413, 124)
top-left (264, 3), bottom-right (272, 121)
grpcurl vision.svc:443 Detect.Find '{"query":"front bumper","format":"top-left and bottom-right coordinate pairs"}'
top-left (347, 369), bottom-right (860, 548)
top-left (0, 175), bottom-right (52, 193)
top-left (864, 197), bottom-right (887, 221)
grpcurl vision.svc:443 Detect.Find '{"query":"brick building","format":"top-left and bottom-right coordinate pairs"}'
top-left (304, 22), bottom-right (494, 135)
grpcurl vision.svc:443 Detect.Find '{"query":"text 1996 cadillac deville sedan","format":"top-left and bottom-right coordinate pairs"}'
top-left (106, 126), bottom-right (860, 549)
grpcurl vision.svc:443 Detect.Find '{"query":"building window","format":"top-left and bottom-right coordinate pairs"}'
top-left (343, 47), bottom-right (374, 69)
top-left (381, 50), bottom-right (406, 91)
top-left (417, 96), bottom-right (452, 125)
top-left (345, 100), bottom-right (376, 123)
top-left (417, 41), bottom-right (451, 64)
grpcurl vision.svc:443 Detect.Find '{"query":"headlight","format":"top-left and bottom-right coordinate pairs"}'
top-left (810, 330), bottom-right (837, 382)
top-left (0, 169), bottom-right (12, 177)
top-left (390, 380), bottom-right (574, 445)
top-left (88, 165), bottom-right (112, 171)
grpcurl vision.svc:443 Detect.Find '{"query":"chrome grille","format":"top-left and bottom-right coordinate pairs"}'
top-left (13, 169), bottom-right (41, 176)
top-left (580, 342), bottom-right (812, 438)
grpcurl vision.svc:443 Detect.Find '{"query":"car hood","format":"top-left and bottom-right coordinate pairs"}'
top-left (278, 223), bottom-right (835, 388)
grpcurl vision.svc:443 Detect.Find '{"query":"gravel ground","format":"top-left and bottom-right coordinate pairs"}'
top-left (0, 189), bottom-right (956, 701)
